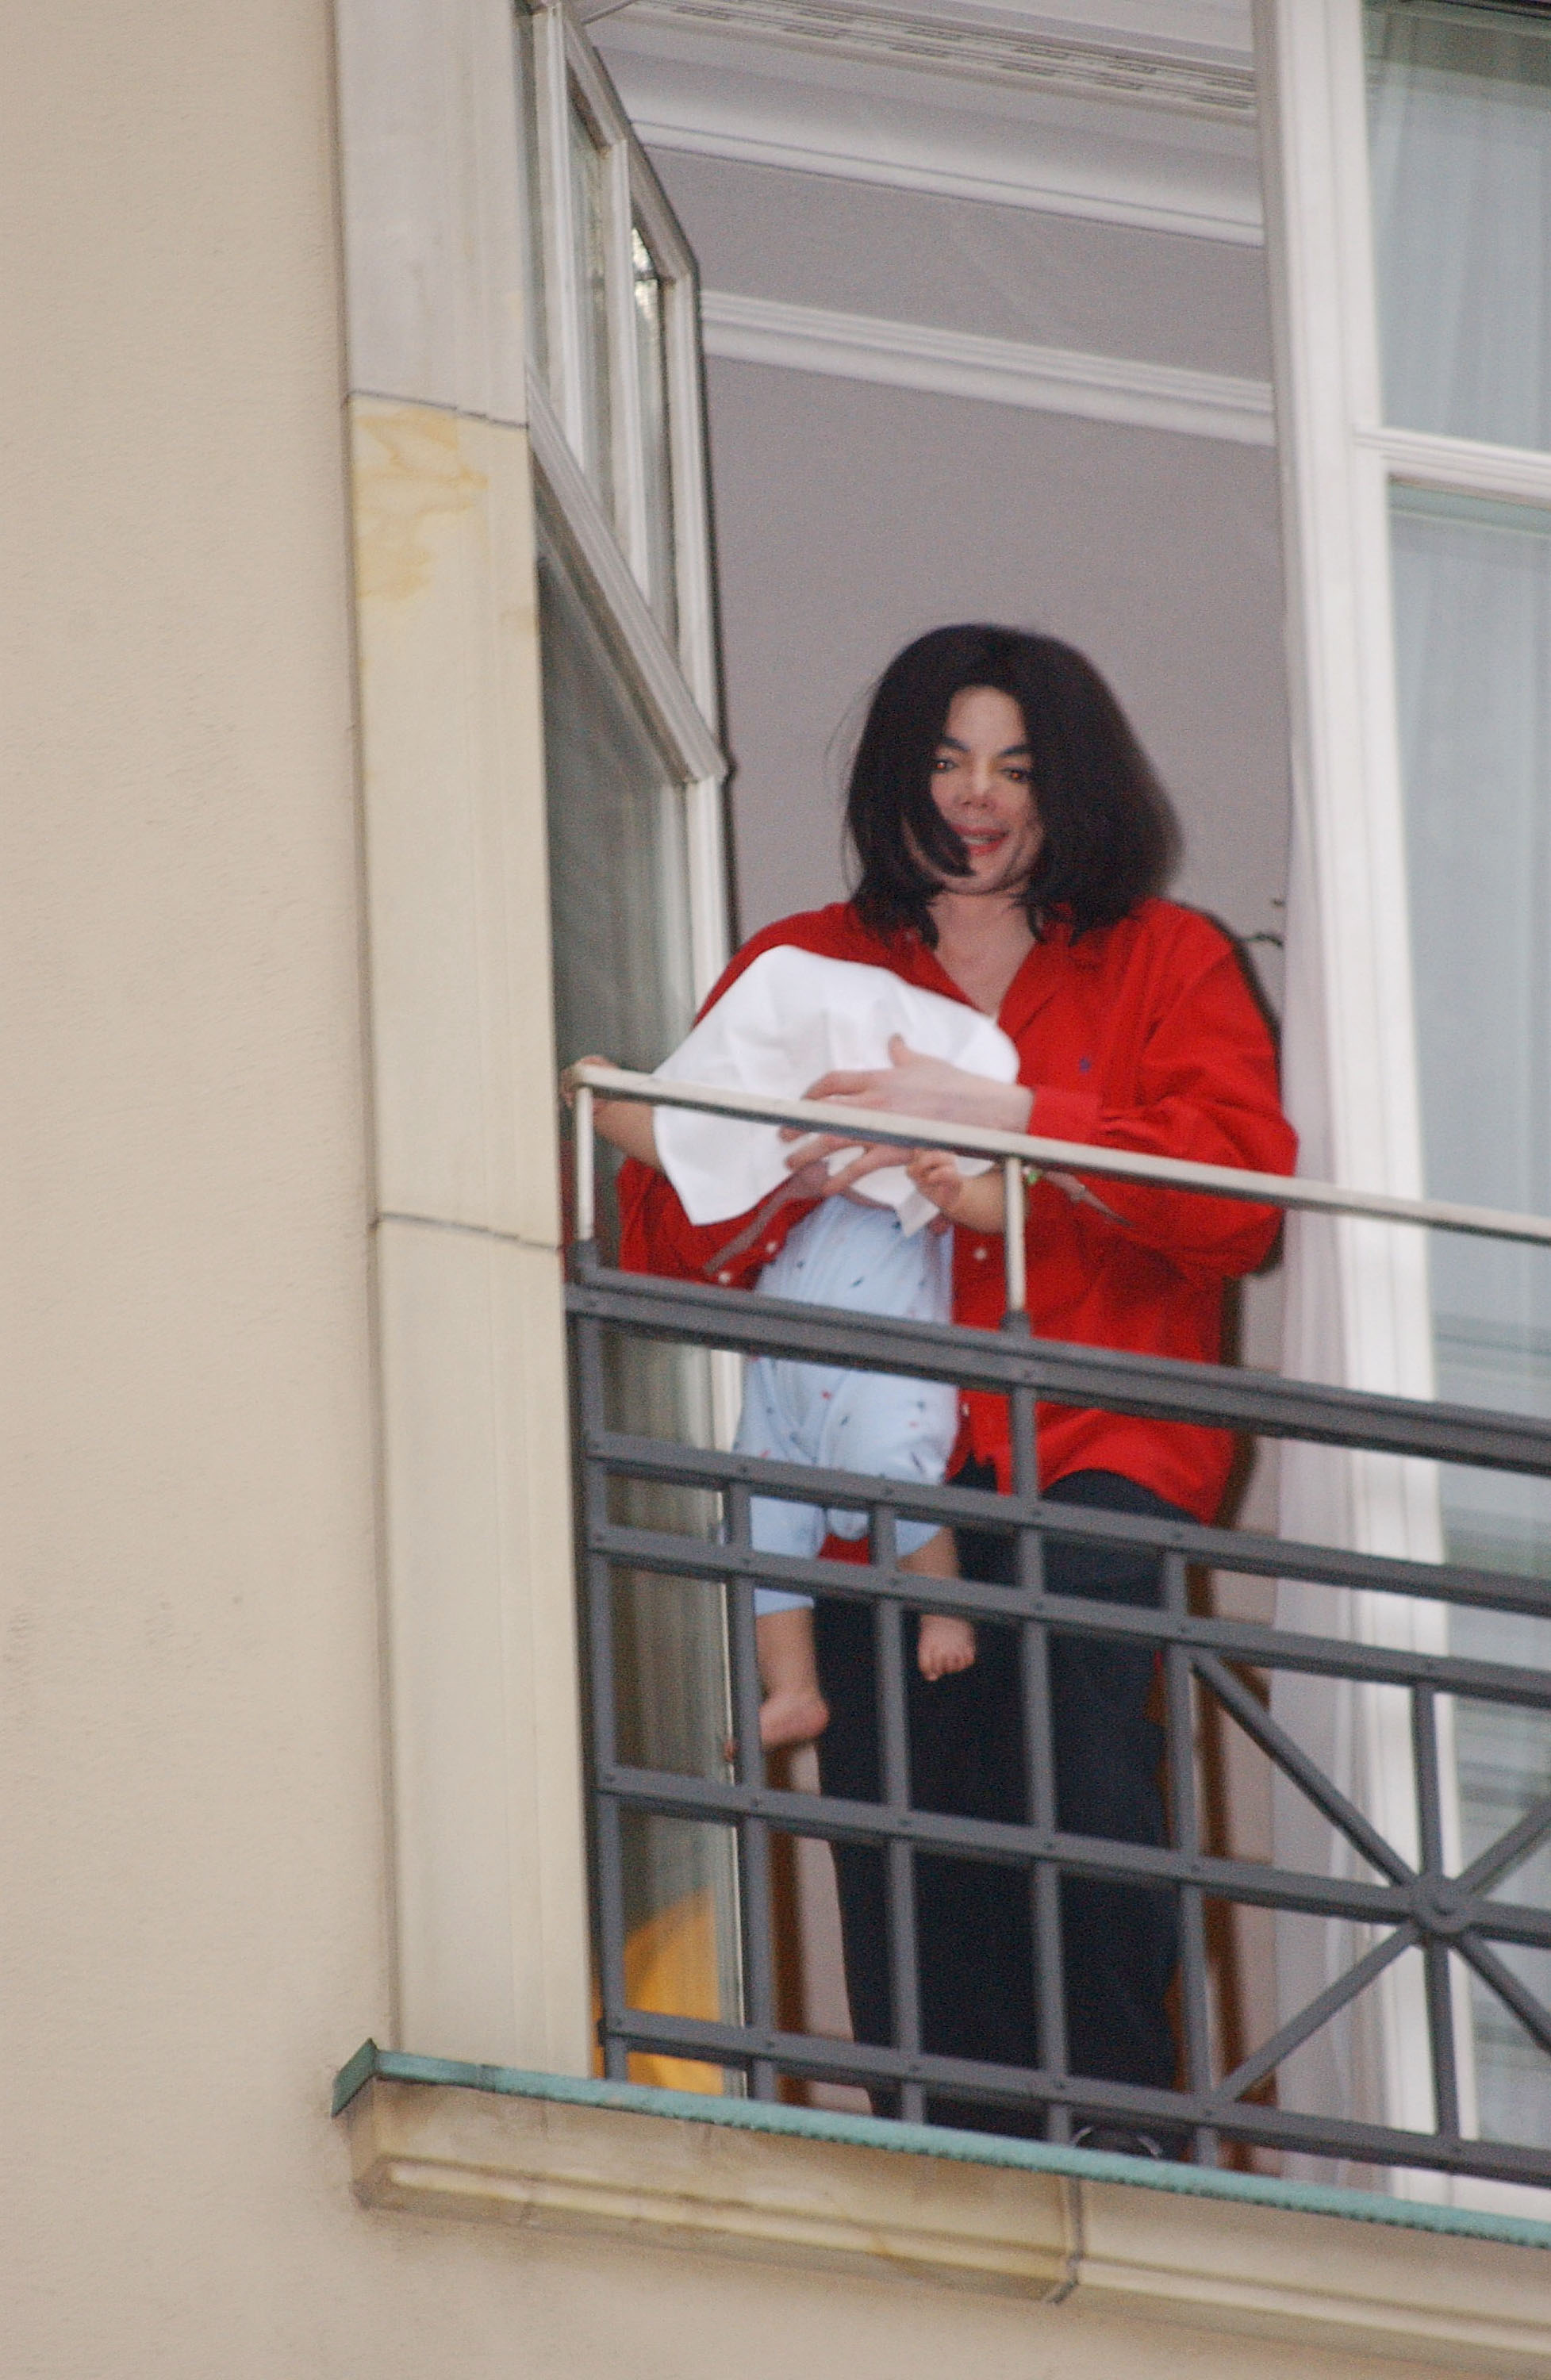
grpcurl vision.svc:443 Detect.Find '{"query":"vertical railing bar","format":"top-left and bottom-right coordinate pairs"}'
top-left (1412, 1682), bottom-right (1461, 2140)
top-left (1163, 1549), bottom-right (1216, 2164)
top-left (726, 1479), bottom-right (776, 2098)
top-left (1019, 1549), bottom-right (1066, 2141)
top-left (1004, 1253), bottom-right (1062, 2141)
top-left (576, 1300), bottom-right (630, 2079)
top-left (1003, 1156), bottom-right (1027, 1315)
top-left (574, 1083), bottom-right (595, 1247)
top-left (874, 1501), bottom-right (925, 2124)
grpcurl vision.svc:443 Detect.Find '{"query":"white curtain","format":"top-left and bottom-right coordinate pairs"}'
top-left (1367, 1), bottom-right (1551, 452)
top-left (1272, 4), bottom-right (1551, 2187)
top-left (1390, 487), bottom-right (1551, 2152)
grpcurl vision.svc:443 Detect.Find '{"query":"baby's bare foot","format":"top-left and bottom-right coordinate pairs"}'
top-left (757, 1687), bottom-right (830, 1749)
top-left (918, 1614), bottom-right (976, 1682)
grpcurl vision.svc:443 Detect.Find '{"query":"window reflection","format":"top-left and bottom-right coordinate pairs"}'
top-left (513, 2), bottom-right (549, 387)
top-left (568, 81), bottom-right (616, 521)
top-left (539, 522), bottom-right (739, 2084)
top-left (632, 219), bottom-right (678, 643)
top-left (1391, 484), bottom-right (1551, 2145)
top-left (1367, 0), bottom-right (1551, 452)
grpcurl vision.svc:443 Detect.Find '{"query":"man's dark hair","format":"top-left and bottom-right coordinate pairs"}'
top-left (846, 624), bottom-right (1180, 946)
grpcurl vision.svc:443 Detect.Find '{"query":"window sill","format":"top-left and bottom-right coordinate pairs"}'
top-left (334, 2044), bottom-right (1551, 2374)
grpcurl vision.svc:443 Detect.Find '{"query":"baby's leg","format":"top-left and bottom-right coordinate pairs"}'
top-left (735, 1355), bottom-right (834, 1558)
top-left (898, 1526), bottom-right (976, 1682)
top-left (817, 1369), bottom-right (973, 1680)
top-left (753, 1595), bottom-right (828, 1747)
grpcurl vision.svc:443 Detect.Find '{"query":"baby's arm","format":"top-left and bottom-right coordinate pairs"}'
top-left (906, 1146), bottom-right (1008, 1232)
top-left (562, 1058), bottom-right (661, 1169)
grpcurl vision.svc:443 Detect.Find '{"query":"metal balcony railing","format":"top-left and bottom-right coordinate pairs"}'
top-left (565, 1061), bottom-right (1551, 2187)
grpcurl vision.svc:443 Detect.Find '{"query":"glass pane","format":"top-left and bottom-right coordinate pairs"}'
top-left (541, 532), bottom-right (692, 1121)
top-left (1390, 484), bottom-right (1551, 2145)
top-left (513, 2), bottom-right (548, 386)
top-left (568, 83), bottom-right (616, 522)
top-left (632, 218), bottom-right (678, 644)
top-left (1367, 2), bottom-right (1551, 451)
top-left (538, 523), bottom-right (740, 2086)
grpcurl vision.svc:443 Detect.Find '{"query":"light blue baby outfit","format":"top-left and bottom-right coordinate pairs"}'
top-left (733, 1196), bottom-right (961, 1614)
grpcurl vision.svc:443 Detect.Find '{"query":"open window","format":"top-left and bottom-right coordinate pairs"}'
top-left (517, 0), bottom-right (745, 2087)
top-left (1259, 0), bottom-right (1551, 2205)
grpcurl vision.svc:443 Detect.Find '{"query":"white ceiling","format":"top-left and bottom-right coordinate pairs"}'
top-left (585, 2), bottom-right (1253, 60)
top-left (593, 0), bottom-right (1264, 243)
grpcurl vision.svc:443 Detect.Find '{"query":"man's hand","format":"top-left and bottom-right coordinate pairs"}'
top-left (781, 1036), bottom-right (1033, 1195)
top-left (798, 1035), bottom-right (1030, 1127)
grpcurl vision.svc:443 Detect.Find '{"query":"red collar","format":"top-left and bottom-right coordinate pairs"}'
top-left (881, 915), bottom-right (1106, 1041)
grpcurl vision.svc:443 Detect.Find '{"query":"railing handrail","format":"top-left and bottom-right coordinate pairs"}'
top-left (566, 1061), bottom-right (1551, 1252)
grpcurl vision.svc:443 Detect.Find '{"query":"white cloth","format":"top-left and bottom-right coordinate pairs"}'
top-left (652, 946), bottom-right (1020, 1237)
top-left (732, 1198), bottom-right (958, 1611)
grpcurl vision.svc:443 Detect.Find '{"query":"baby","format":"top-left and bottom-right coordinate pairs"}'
top-left (575, 946), bottom-right (1018, 1751)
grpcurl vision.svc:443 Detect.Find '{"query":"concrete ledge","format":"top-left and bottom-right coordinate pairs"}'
top-left (335, 2046), bottom-right (1551, 2372)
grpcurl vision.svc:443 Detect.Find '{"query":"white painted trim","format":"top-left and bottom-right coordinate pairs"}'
top-left (628, 113), bottom-right (1265, 245)
top-left (623, 0), bottom-right (1257, 121)
top-left (633, 155), bottom-right (724, 726)
top-left (700, 287), bottom-right (1274, 445)
top-left (525, 0), bottom-right (731, 941)
top-left (1255, 0), bottom-right (1481, 2191)
top-left (1361, 426), bottom-right (1551, 512)
top-left (528, 373), bottom-right (727, 783)
top-left (536, 3), bottom-right (586, 449)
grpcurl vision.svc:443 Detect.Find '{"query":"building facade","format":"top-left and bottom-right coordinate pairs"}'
top-left (7, 1), bottom-right (1551, 2371)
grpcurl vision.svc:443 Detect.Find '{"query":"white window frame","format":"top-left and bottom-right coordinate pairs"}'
top-left (522, 0), bottom-right (739, 1452)
top-left (1255, 0), bottom-right (1551, 2213)
top-left (526, 0), bottom-right (728, 1006)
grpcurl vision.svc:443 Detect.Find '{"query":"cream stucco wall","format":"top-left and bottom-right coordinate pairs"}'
top-left (1, 0), bottom-right (396, 2362)
top-left (4, 0), bottom-right (1549, 2372)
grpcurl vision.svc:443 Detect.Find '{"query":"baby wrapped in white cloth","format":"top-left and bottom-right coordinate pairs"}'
top-left (647, 946), bottom-right (1020, 1746)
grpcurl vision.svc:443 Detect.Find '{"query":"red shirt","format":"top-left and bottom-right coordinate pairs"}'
top-left (619, 899), bottom-right (1296, 1522)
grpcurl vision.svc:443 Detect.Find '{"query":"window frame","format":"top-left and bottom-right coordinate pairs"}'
top-left (525, 2), bottom-right (727, 1007)
top-left (521, 0), bottom-right (736, 1457)
top-left (1255, 0), bottom-right (1551, 2212)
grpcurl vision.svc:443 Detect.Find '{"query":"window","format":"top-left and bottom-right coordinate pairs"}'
top-left (1261, 0), bottom-right (1551, 2209)
top-left (520, 1), bottom-right (717, 722)
top-left (516, 0), bottom-right (741, 2086)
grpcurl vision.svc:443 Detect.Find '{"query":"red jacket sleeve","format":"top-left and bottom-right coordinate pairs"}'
top-left (618, 1157), bottom-right (814, 1288)
top-left (1024, 937), bottom-right (1296, 1285)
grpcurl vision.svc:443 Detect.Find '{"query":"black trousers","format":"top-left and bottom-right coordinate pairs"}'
top-left (812, 1464), bottom-right (1183, 2136)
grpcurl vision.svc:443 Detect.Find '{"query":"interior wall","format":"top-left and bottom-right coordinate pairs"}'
top-left (651, 141), bottom-right (1293, 2080)
top-left (661, 148), bottom-right (1273, 374)
top-left (651, 152), bottom-right (1290, 1001)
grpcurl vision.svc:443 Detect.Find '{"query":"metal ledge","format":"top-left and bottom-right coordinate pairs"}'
top-left (335, 2046), bottom-right (1551, 2374)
